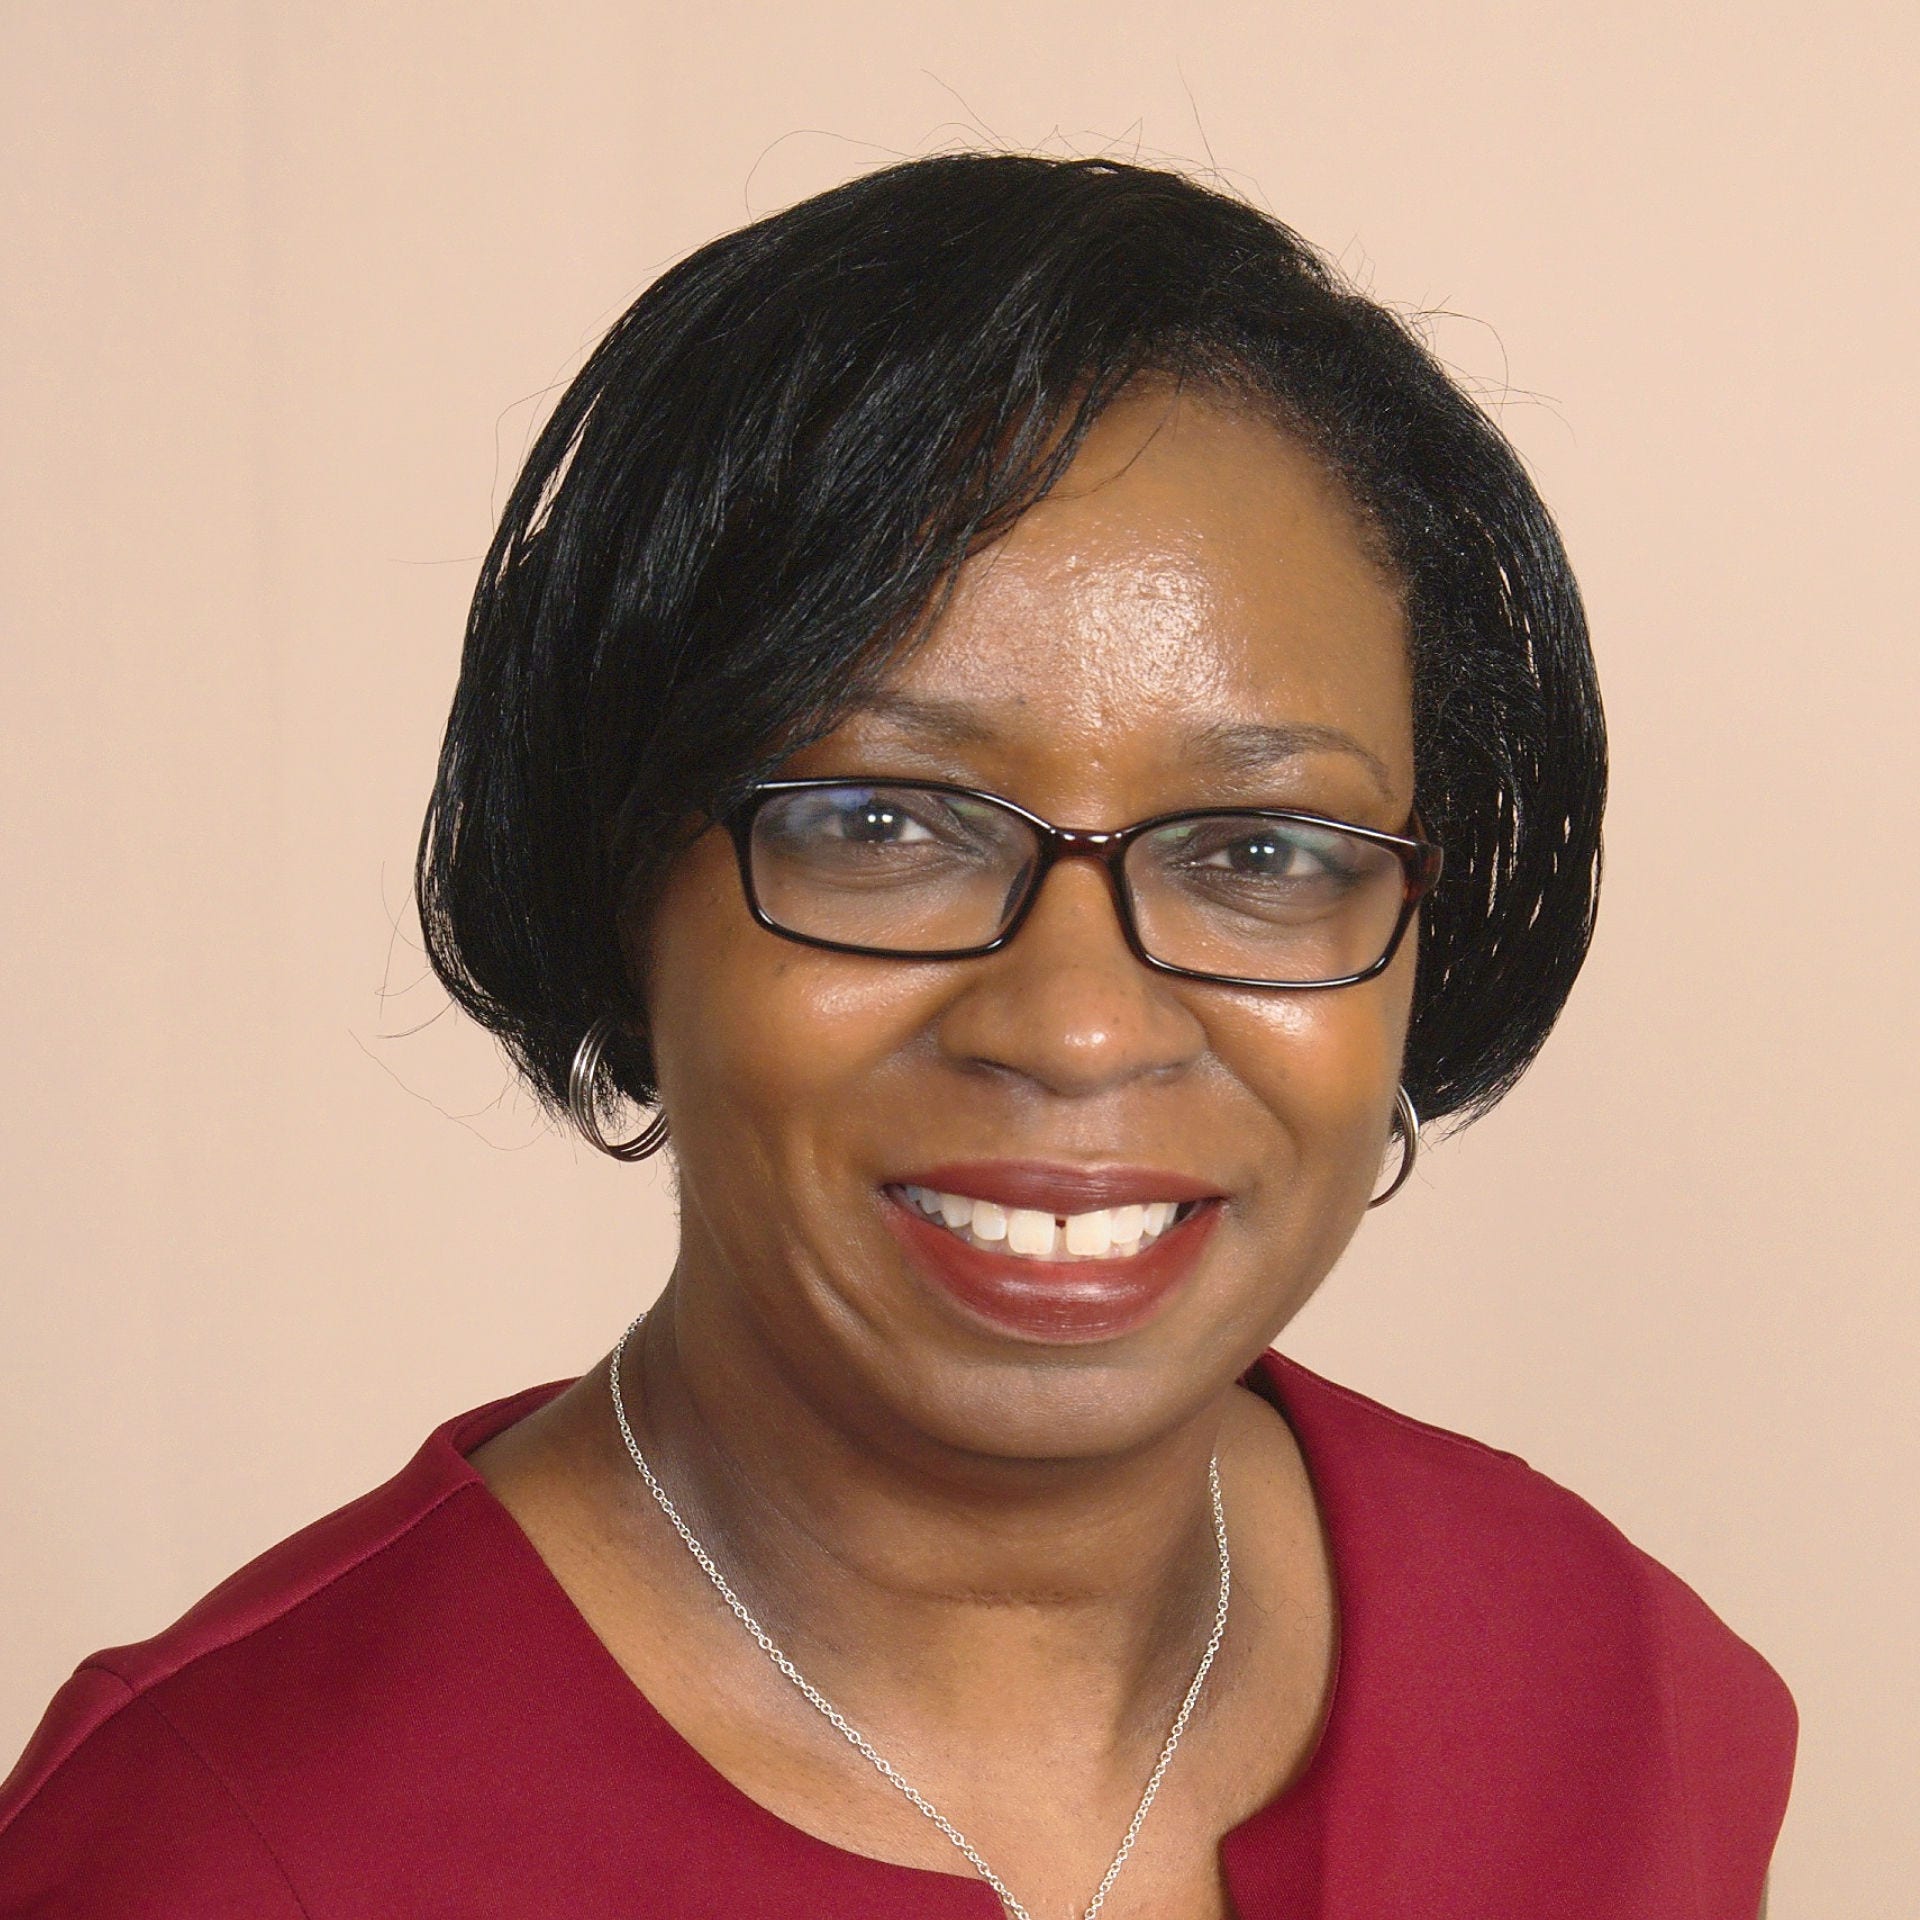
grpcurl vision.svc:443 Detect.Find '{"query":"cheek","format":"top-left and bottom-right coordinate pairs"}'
top-left (642, 840), bottom-right (940, 1174)
top-left (1214, 950), bottom-right (1414, 1184)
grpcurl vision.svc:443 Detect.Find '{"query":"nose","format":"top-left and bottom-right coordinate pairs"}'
top-left (933, 852), bottom-right (1208, 1097)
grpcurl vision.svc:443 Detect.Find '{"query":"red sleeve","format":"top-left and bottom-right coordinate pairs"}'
top-left (0, 1671), bottom-right (307, 1919)
top-left (1648, 1560), bottom-right (1799, 1916)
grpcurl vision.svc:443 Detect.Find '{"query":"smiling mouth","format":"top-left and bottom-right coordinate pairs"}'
top-left (888, 1185), bottom-right (1199, 1261)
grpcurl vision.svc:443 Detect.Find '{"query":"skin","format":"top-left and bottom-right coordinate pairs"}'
top-left (473, 382), bottom-right (1420, 1919)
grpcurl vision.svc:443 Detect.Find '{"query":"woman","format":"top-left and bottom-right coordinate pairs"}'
top-left (0, 154), bottom-right (1792, 1917)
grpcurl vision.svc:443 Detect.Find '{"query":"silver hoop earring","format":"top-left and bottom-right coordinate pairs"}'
top-left (1368, 1085), bottom-right (1420, 1208)
top-left (567, 1016), bottom-right (671, 1162)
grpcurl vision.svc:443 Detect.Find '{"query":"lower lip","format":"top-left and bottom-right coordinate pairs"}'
top-left (882, 1192), bottom-right (1222, 1344)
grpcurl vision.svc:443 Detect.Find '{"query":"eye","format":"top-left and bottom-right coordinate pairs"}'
top-left (824, 793), bottom-right (937, 845)
top-left (759, 785), bottom-right (1015, 863)
top-left (1196, 831), bottom-right (1322, 878)
top-left (1174, 819), bottom-right (1354, 883)
top-left (766, 787), bottom-right (939, 845)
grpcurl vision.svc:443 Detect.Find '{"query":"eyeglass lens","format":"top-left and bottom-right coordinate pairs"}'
top-left (746, 783), bottom-right (1413, 984)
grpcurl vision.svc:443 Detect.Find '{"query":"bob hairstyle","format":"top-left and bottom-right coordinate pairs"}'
top-left (418, 153), bottom-right (1605, 1131)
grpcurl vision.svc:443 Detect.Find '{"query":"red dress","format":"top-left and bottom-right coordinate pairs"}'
top-left (0, 1353), bottom-right (1795, 1918)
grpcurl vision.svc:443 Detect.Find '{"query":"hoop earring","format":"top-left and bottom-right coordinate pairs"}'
top-left (1368, 1085), bottom-right (1420, 1208)
top-left (567, 1016), bottom-right (671, 1162)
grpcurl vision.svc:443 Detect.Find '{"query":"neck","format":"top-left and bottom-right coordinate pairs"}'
top-left (614, 1271), bottom-right (1235, 1752)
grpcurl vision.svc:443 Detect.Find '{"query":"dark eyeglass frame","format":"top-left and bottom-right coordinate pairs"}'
top-left (724, 777), bottom-right (1445, 990)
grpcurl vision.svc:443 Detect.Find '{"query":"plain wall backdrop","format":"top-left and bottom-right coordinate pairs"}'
top-left (3, 1), bottom-right (1914, 1906)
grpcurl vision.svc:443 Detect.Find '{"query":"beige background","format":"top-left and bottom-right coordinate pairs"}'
top-left (4, 1), bottom-right (1914, 1905)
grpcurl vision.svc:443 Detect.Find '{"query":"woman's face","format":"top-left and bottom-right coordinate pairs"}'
top-left (643, 384), bottom-right (1417, 1463)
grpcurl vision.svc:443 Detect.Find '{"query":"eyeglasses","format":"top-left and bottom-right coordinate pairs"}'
top-left (725, 778), bottom-right (1442, 989)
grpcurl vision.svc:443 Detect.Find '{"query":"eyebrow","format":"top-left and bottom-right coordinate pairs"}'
top-left (855, 691), bottom-right (999, 746)
top-left (1184, 720), bottom-right (1395, 797)
top-left (854, 693), bottom-right (1395, 796)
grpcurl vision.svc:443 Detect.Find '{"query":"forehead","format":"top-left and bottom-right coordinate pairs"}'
top-left (849, 384), bottom-right (1414, 817)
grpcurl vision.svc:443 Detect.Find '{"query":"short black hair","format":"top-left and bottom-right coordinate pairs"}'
top-left (418, 153), bottom-right (1605, 1130)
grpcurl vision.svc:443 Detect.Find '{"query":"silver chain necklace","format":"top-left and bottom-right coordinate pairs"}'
top-left (608, 1314), bottom-right (1232, 1920)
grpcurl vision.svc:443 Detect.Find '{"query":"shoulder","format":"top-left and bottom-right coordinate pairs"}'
top-left (0, 1381), bottom-right (569, 1911)
top-left (1255, 1352), bottom-right (1797, 1889)
top-left (0, 1678), bottom-right (309, 1916)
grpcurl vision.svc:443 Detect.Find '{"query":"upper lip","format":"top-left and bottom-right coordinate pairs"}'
top-left (885, 1161), bottom-right (1225, 1214)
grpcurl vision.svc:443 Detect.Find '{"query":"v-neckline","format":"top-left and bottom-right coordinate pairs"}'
top-left (438, 1349), bottom-right (1351, 1913)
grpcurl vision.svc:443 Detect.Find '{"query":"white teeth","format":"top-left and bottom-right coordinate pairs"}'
top-left (1063, 1209), bottom-right (1113, 1257)
top-left (1006, 1208), bottom-right (1059, 1256)
top-left (897, 1188), bottom-right (1194, 1261)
